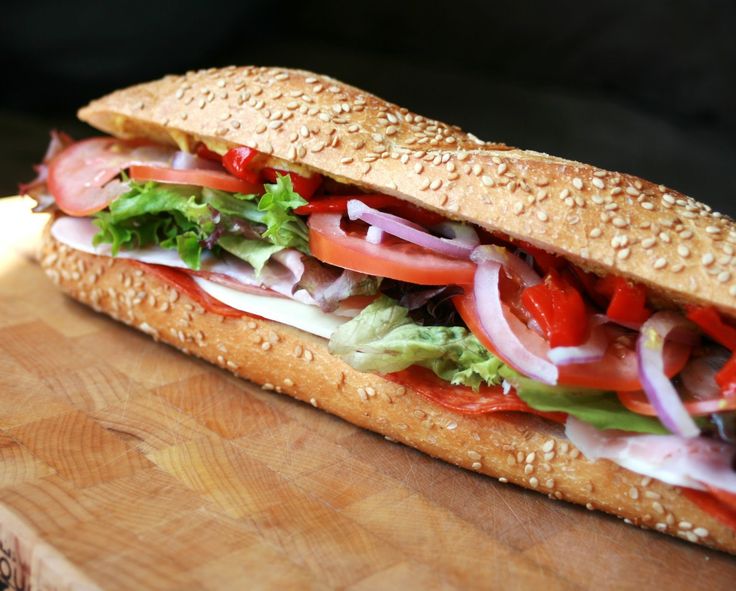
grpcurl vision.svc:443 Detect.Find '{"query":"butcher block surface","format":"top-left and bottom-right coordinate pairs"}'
top-left (0, 196), bottom-right (735, 590)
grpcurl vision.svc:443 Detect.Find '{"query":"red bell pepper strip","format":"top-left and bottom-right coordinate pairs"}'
top-left (521, 271), bottom-right (588, 347)
top-left (295, 194), bottom-right (446, 227)
top-left (222, 147), bottom-right (260, 184)
top-left (687, 306), bottom-right (736, 351)
top-left (600, 277), bottom-right (652, 324)
top-left (261, 167), bottom-right (323, 199)
top-left (196, 144), bottom-right (223, 162)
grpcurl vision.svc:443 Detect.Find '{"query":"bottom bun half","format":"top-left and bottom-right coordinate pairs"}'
top-left (39, 223), bottom-right (736, 555)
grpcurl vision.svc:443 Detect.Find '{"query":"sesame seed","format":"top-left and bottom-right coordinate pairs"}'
top-left (663, 193), bottom-right (675, 204)
top-left (612, 217), bottom-right (628, 228)
top-left (310, 398), bottom-right (318, 407)
top-left (702, 253), bottom-right (715, 266)
top-left (653, 257), bottom-right (667, 270)
top-left (430, 179), bottom-right (443, 190)
top-left (617, 248), bottom-right (631, 260)
top-left (467, 450), bottom-right (482, 461)
top-left (525, 452), bottom-right (536, 464)
top-left (677, 245), bottom-right (690, 258)
top-left (706, 225), bottom-right (721, 234)
top-left (589, 228), bottom-right (602, 238)
top-left (498, 477), bottom-right (508, 483)
top-left (642, 237), bottom-right (656, 249)
top-left (626, 186), bottom-right (640, 196)
top-left (693, 527), bottom-right (709, 538)
top-left (497, 163), bottom-right (508, 175)
top-left (536, 210), bottom-right (548, 222)
top-left (419, 178), bottom-right (431, 190)
top-left (446, 422), bottom-right (458, 430)
top-left (481, 175), bottom-right (494, 187)
top-left (644, 490), bottom-right (660, 499)
top-left (629, 487), bottom-right (639, 500)
top-left (524, 464), bottom-right (534, 475)
top-left (652, 501), bottom-right (665, 514)
top-left (730, 285), bottom-right (736, 297)
top-left (529, 477), bottom-right (539, 489)
top-left (545, 479), bottom-right (555, 489)
top-left (572, 177), bottom-right (583, 190)
top-left (592, 177), bottom-right (605, 189)
top-left (471, 462), bottom-right (482, 470)
top-left (542, 439), bottom-right (555, 453)
top-left (718, 271), bottom-right (731, 283)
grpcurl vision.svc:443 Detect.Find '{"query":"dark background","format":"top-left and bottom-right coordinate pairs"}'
top-left (2, 0), bottom-right (735, 214)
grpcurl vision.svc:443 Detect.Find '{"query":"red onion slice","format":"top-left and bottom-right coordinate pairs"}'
top-left (637, 312), bottom-right (699, 437)
top-left (474, 259), bottom-right (558, 384)
top-left (471, 245), bottom-right (541, 287)
top-left (172, 150), bottom-right (224, 171)
top-left (548, 324), bottom-right (608, 366)
top-left (365, 226), bottom-right (384, 244)
top-left (347, 199), bottom-right (473, 258)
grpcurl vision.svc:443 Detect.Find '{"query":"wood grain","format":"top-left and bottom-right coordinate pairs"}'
top-left (1, 196), bottom-right (735, 590)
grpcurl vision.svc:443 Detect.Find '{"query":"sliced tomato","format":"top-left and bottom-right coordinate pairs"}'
top-left (296, 194), bottom-right (446, 226)
top-left (682, 487), bottom-right (736, 531)
top-left (384, 366), bottom-right (566, 422)
top-left (129, 165), bottom-right (263, 195)
top-left (308, 213), bottom-right (476, 285)
top-left (47, 137), bottom-right (174, 216)
top-left (130, 261), bottom-right (245, 318)
top-left (455, 292), bottom-right (691, 391)
top-left (617, 390), bottom-right (736, 416)
top-left (262, 168), bottom-right (323, 199)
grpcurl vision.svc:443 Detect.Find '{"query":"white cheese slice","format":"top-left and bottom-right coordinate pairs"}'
top-left (51, 216), bottom-right (346, 339)
top-left (193, 277), bottom-right (343, 338)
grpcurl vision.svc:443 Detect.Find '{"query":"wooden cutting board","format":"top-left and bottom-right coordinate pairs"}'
top-left (1, 196), bottom-right (735, 591)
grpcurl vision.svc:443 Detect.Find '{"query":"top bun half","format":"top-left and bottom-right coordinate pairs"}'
top-left (78, 65), bottom-right (736, 316)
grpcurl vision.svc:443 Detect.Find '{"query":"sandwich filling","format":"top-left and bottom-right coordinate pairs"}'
top-left (24, 133), bottom-right (736, 531)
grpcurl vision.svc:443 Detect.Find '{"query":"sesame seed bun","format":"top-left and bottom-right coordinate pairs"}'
top-left (40, 223), bottom-right (736, 554)
top-left (78, 65), bottom-right (736, 316)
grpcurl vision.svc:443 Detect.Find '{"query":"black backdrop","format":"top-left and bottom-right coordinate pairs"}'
top-left (2, 0), bottom-right (734, 214)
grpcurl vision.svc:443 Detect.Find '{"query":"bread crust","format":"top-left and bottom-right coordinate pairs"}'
top-left (40, 224), bottom-right (736, 554)
top-left (77, 66), bottom-right (736, 316)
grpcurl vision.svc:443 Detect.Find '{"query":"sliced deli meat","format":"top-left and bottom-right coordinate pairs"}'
top-left (565, 417), bottom-right (736, 493)
top-left (47, 137), bottom-right (175, 216)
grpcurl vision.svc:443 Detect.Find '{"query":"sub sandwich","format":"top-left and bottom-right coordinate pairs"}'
top-left (20, 66), bottom-right (736, 554)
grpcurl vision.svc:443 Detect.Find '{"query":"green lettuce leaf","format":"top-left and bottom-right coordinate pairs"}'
top-left (328, 296), bottom-right (504, 390)
top-left (218, 235), bottom-right (284, 276)
top-left (257, 174), bottom-right (309, 252)
top-left (503, 370), bottom-right (669, 434)
top-left (93, 175), bottom-right (309, 271)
